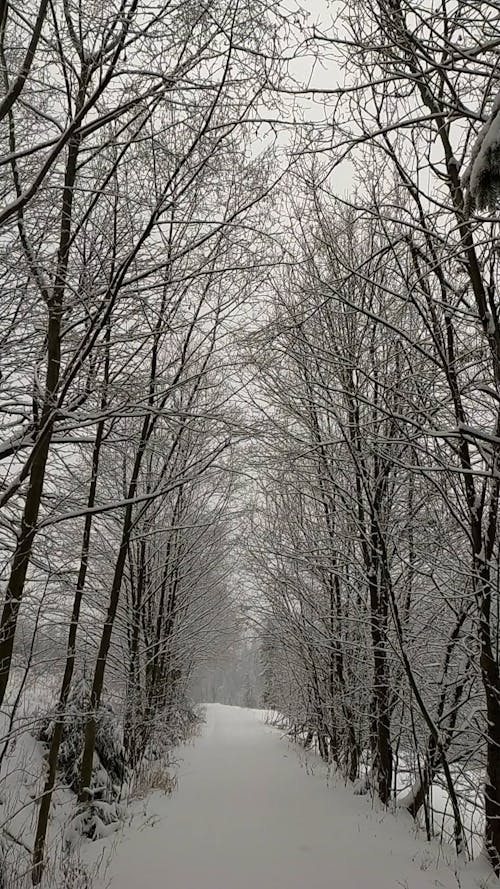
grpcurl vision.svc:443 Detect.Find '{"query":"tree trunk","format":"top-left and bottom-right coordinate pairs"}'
top-left (32, 352), bottom-right (108, 883)
top-left (0, 71), bottom-right (87, 709)
top-left (369, 568), bottom-right (393, 805)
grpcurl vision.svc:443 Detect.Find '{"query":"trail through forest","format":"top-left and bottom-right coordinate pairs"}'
top-left (101, 705), bottom-right (473, 889)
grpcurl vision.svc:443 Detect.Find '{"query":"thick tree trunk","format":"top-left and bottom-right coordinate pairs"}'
top-left (124, 538), bottom-right (147, 768)
top-left (478, 576), bottom-right (500, 873)
top-left (0, 75), bottom-right (85, 708)
top-left (0, 433), bottom-right (52, 708)
top-left (370, 570), bottom-right (393, 805)
top-left (347, 723), bottom-right (359, 783)
top-left (484, 698), bottom-right (500, 875)
top-left (373, 665), bottom-right (393, 805)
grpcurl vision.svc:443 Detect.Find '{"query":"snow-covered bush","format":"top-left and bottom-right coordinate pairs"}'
top-left (143, 700), bottom-right (200, 763)
top-left (64, 799), bottom-right (125, 844)
top-left (37, 678), bottom-right (126, 800)
top-left (95, 702), bottom-right (127, 793)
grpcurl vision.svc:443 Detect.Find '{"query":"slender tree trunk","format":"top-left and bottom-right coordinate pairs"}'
top-left (78, 519), bottom-right (134, 802)
top-left (32, 332), bottom-right (109, 884)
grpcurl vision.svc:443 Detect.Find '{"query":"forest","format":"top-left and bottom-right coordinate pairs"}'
top-left (2, 0), bottom-right (500, 885)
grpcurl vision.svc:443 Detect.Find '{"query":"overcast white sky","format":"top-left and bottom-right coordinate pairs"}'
top-left (283, 0), bottom-right (354, 195)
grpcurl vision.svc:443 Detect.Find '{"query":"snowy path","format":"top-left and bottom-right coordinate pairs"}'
top-left (104, 704), bottom-right (465, 889)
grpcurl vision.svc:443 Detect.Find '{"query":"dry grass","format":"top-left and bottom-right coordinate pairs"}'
top-left (129, 762), bottom-right (178, 800)
top-left (128, 708), bottom-right (203, 800)
top-left (185, 713), bottom-right (203, 742)
top-left (0, 843), bottom-right (110, 889)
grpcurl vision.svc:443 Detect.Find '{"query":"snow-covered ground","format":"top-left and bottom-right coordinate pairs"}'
top-left (87, 703), bottom-right (496, 889)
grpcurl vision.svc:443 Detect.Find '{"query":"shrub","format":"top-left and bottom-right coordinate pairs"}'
top-left (37, 678), bottom-right (126, 800)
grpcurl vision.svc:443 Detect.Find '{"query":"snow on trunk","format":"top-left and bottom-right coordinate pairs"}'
top-left (464, 90), bottom-right (500, 211)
